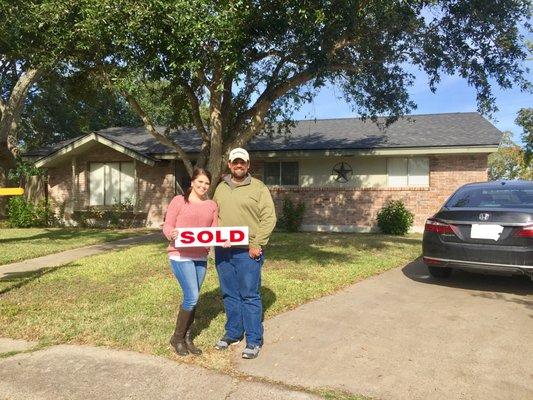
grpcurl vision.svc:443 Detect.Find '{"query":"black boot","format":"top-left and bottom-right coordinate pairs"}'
top-left (185, 308), bottom-right (202, 355)
top-left (170, 307), bottom-right (192, 356)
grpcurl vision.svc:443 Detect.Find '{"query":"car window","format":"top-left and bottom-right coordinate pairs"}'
top-left (446, 187), bottom-right (533, 209)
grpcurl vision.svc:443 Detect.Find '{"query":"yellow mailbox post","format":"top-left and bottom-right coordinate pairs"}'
top-left (0, 188), bottom-right (25, 196)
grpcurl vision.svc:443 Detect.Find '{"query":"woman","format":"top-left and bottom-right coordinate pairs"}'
top-left (163, 167), bottom-right (217, 356)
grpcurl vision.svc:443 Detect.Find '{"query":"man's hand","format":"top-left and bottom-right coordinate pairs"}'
top-left (222, 240), bottom-right (232, 248)
top-left (249, 246), bottom-right (262, 259)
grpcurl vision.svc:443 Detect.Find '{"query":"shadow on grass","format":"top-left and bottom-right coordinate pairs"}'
top-left (268, 232), bottom-right (420, 264)
top-left (0, 228), bottom-right (146, 245)
top-left (402, 258), bottom-right (533, 297)
top-left (0, 229), bottom-right (84, 244)
top-left (0, 264), bottom-right (75, 295)
top-left (190, 286), bottom-right (276, 339)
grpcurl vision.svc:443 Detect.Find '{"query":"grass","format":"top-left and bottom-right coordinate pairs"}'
top-left (318, 389), bottom-right (374, 400)
top-left (0, 232), bottom-right (421, 377)
top-left (0, 228), bottom-right (153, 265)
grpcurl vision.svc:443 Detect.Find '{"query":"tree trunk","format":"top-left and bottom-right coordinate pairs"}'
top-left (0, 68), bottom-right (41, 151)
top-left (0, 147), bottom-right (16, 219)
top-left (207, 151), bottom-right (224, 197)
top-left (0, 68), bottom-right (41, 219)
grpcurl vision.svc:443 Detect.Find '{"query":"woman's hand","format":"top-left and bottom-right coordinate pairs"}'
top-left (170, 228), bottom-right (179, 240)
top-left (222, 240), bottom-right (232, 248)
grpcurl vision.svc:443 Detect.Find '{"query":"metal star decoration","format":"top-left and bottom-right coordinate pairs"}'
top-left (332, 162), bottom-right (353, 183)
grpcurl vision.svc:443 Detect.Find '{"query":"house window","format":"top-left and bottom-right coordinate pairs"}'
top-left (387, 157), bottom-right (429, 187)
top-left (264, 162), bottom-right (299, 186)
top-left (89, 162), bottom-right (135, 205)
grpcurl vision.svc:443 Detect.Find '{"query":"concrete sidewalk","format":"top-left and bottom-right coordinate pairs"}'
top-left (0, 232), bottom-right (161, 279)
top-left (235, 259), bottom-right (533, 400)
top-left (0, 342), bottom-right (320, 400)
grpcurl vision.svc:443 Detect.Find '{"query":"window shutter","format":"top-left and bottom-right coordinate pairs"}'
top-left (264, 162), bottom-right (281, 185)
top-left (281, 162), bottom-right (299, 185)
top-left (387, 158), bottom-right (408, 187)
top-left (120, 162), bottom-right (135, 203)
top-left (89, 163), bottom-right (105, 205)
top-left (105, 163), bottom-right (121, 205)
top-left (408, 158), bottom-right (429, 187)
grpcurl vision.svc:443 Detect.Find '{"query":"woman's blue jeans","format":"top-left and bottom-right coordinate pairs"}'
top-left (215, 247), bottom-right (264, 347)
top-left (169, 259), bottom-right (207, 311)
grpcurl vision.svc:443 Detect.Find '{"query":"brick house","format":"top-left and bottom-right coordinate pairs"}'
top-left (25, 112), bottom-right (501, 231)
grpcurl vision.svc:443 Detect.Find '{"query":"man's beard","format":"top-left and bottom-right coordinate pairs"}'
top-left (231, 169), bottom-right (247, 180)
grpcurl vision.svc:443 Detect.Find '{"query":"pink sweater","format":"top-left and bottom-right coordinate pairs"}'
top-left (162, 195), bottom-right (218, 260)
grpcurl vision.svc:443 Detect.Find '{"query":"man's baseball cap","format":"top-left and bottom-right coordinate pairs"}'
top-left (228, 148), bottom-right (250, 163)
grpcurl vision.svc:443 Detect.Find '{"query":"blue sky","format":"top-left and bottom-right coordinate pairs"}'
top-left (293, 64), bottom-right (532, 145)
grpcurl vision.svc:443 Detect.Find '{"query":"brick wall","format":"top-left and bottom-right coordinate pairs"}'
top-left (47, 144), bottom-right (176, 227)
top-left (47, 164), bottom-right (73, 212)
top-left (47, 150), bottom-right (487, 230)
top-left (136, 160), bottom-right (175, 227)
top-left (267, 154), bottom-right (488, 231)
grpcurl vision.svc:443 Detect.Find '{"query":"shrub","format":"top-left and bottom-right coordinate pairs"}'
top-left (376, 200), bottom-right (414, 235)
top-left (72, 200), bottom-right (145, 228)
top-left (278, 197), bottom-right (305, 232)
top-left (7, 197), bottom-right (53, 228)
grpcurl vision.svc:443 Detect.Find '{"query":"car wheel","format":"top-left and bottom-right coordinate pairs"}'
top-left (428, 266), bottom-right (453, 278)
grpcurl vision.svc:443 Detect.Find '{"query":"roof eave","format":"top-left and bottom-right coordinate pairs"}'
top-left (150, 145), bottom-right (499, 160)
top-left (34, 133), bottom-right (156, 168)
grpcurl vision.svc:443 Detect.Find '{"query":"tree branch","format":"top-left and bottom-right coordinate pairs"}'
top-left (228, 68), bottom-right (316, 151)
top-left (247, 48), bottom-right (285, 63)
top-left (121, 89), bottom-right (194, 176)
top-left (220, 75), bottom-right (233, 134)
top-left (207, 65), bottom-right (224, 176)
top-left (327, 63), bottom-right (363, 74)
top-left (330, 0), bottom-right (370, 54)
top-left (0, 67), bottom-right (42, 158)
top-left (180, 80), bottom-right (209, 141)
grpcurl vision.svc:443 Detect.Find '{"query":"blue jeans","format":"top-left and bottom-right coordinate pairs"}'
top-left (169, 259), bottom-right (207, 311)
top-left (215, 247), bottom-right (264, 347)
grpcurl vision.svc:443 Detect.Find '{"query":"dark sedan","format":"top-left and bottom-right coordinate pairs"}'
top-left (422, 180), bottom-right (533, 279)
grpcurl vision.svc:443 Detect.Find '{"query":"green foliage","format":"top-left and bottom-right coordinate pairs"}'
top-left (2, 0), bottom-right (531, 178)
top-left (78, 0), bottom-right (531, 123)
top-left (488, 132), bottom-right (532, 180)
top-left (515, 108), bottom-right (533, 163)
top-left (376, 200), bottom-right (414, 236)
top-left (72, 200), bottom-right (145, 228)
top-left (19, 71), bottom-right (142, 151)
top-left (6, 197), bottom-right (53, 228)
top-left (278, 197), bottom-right (305, 232)
top-left (7, 160), bottom-right (45, 182)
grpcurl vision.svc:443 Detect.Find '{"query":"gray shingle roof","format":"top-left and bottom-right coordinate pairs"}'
top-left (26, 112), bottom-right (501, 158)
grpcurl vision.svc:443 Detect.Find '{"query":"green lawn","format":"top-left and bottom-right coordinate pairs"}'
top-left (0, 228), bottom-right (152, 265)
top-left (0, 232), bottom-right (421, 373)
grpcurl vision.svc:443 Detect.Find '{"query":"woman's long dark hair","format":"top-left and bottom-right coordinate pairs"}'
top-left (184, 167), bottom-right (212, 203)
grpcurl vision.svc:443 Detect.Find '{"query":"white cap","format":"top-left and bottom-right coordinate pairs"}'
top-left (228, 148), bottom-right (250, 163)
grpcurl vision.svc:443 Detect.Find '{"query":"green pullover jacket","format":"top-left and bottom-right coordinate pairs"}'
top-left (213, 175), bottom-right (277, 248)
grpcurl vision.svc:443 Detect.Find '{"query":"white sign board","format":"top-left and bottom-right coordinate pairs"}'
top-left (175, 226), bottom-right (249, 248)
top-left (470, 224), bottom-right (504, 241)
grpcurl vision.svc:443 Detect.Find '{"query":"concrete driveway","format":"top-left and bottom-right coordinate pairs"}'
top-left (235, 259), bottom-right (533, 400)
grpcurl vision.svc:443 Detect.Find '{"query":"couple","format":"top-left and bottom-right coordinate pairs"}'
top-left (162, 148), bottom-right (277, 360)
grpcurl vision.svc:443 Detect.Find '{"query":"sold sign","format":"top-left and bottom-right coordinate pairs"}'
top-left (175, 226), bottom-right (249, 248)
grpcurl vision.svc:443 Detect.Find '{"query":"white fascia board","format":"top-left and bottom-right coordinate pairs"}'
top-left (250, 146), bottom-right (499, 158)
top-left (154, 153), bottom-right (199, 160)
top-left (34, 133), bottom-right (155, 167)
top-left (152, 145), bottom-right (498, 160)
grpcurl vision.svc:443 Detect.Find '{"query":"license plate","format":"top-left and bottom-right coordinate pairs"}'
top-left (470, 224), bottom-right (504, 241)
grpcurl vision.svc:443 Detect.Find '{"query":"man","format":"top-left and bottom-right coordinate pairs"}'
top-left (213, 147), bottom-right (277, 359)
